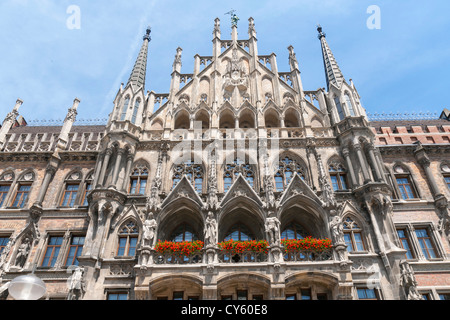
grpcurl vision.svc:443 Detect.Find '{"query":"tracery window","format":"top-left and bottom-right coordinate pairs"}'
top-left (65, 235), bottom-right (85, 266)
top-left (223, 159), bottom-right (255, 192)
top-left (343, 217), bottom-right (365, 252)
top-left (11, 171), bottom-right (34, 209)
top-left (120, 96), bottom-right (130, 121)
top-left (334, 96), bottom-right (345, 121)
top-left (393, 165), bottom-right (418, 200)
top-left (41, 236), bottom-right (64, 267)
top-left (131, 98), bottom-right (141, 124)
top-left (329, 162), bottom-right (348, 191)
top-left (344, 94), bottom-right (356, 117)
top-left (170, 223), bottom-right (199, 242)
top-left (274, 157), bottom-right (306, 192)
top-left (82, 173), bottom-right (93, 206)
top-left (0, 172), bottom-right (13, 208)
top-left (281, 222), bottom-right (308, 240)
top-left (117, 221), bottom-right (139, 257)
top-left (172, 161), bottom-right (204, 193)
top-left (60, 171), bottom-right (82, 207)
top-left (0, 237), bottom-right (10, 254)
top-left (224, 223), bottom-right (255, 241)
top-left (129, 166), bottom-right (149, 195)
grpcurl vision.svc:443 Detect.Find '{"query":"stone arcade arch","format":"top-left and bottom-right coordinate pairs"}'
top-left (217, 273), bottom-right (271, 300)
top-left (149, 274), bottom-right (204, 300)
top-left (285, 271), bottom-right (340, 300)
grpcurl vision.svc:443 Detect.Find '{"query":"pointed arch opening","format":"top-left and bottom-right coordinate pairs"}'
top-left (284, 108), bottom-right (300, 128)
top-left (174, 109), bottom-right (190, 130)
top-left (219, 109), bottom-right (236, 129)
top-left (264, 109), bottom-right (280, 128)
top-left (238, 109), bottom-right (256, 129)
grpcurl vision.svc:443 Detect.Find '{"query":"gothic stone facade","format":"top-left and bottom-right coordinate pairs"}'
top-left (0, 19), bottom-right (449, 301)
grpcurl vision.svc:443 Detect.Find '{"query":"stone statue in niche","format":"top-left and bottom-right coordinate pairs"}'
top-left (67, 266), bottom-right (86, 300)
top-left (142, 212), bottom-right (157, 248)
top-left (265, 211), bottom-right (281, 246)
top-left (329, 213), bottom-right (345, 245)
top-left (14, 237), bottom-right (31, 269)
top-left (204, 211), bottom-right (217, 247)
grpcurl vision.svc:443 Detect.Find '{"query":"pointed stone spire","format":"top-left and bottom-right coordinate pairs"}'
top-left (127, 26), bottom-right (151, 91)
top-left (213, 17), bottom-right (221, 39)
top-left (317, 25), bottom-right (345, 90)
top-left (248, 17), bottom-right (256, 39)
top-left (0, 99), bottom-right (23, 150)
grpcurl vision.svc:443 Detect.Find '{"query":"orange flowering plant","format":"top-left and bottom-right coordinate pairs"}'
top-left (154, 240), bottom-right (204, 256)
top-left (217, 239), bottom-right (269, 254)
top-left (281, 237), bottom-right (332, 253)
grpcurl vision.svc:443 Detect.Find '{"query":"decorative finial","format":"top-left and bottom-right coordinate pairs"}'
top-left (143, 26), bottom-right (152, 41)
top-left (317, 24), bottom-right (326, 39)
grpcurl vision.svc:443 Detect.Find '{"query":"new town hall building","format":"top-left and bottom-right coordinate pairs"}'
top-left (0, 17), bottom-right (449, 300)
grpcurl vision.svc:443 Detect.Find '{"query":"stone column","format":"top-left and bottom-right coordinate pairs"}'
top-left (97, 148), bottom-right (113, 188)
top-left (367, 145), bottom-right (383, 182)
top-left (354, 143), bottom-right (371, 184)
top-left (122, 153), bottom-right (135, 191)
top-left (342, 147), bottom-right (358, 187)
top-left (92, 152), bottom-right (105, 187)
top-left (111, 148), bottom-right (124, 189)
top-left (36, 164), bottom-right (57, 206)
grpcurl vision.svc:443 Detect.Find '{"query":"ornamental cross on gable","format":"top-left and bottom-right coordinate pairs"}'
top-left (225, 9), bottom-right (239, 27)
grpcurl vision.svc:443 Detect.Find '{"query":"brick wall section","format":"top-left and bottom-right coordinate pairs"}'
top-left (416, 273), bottom-right (450, 287)
top-left (371, 122), bottom-right (450, 146)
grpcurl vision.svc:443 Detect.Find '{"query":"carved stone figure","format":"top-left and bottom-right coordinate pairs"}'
top-left (329, 214), bottom-right (345, 245)
top-left (14, 237), bottom-right (31, 269)
top-left (204, 212), bottom-right (217, 247)
top-left (265, 212), bottom-right (281, 246)
top-left (142, 213), bottom-right (157, 247)
top-left (67, 266), bottom-right (85, 300)
top-left (400, 261), bottom-right (423, 300)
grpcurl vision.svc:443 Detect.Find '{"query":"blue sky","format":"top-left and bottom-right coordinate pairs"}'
top-left (0, 0), bottom-right (449, 123)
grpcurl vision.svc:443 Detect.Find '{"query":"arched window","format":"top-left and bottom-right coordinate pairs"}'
top-left (60, 171), bottom-right (82, 207)
top-left (172, 161), bottom-right (204, 193)
top-left (120, 96), bottom-right (130, 121)
top-left (274, 157), bottom-right (306, 192)
top-left (329, 162), bottom-right (348, 191)
top-left (334, 96), bottom-right (344, 121)
top-left (170, 224), bottom-right (198, 242)
top-left (343, 217), bottom-right (365, 252)
top-left (393, 165), bottom-right (418, 200)
top-left (344, 94), bottom-right (356, 117)
top-left (281, 222), bottom-right (309, 240)
top-left (442, 163), bottom-right (450, 190)
top-left (81, 172), bottom-right (93, 206)
top-left (11, 171), bottom-right (34, 208)
top-left (0, 171), bottom-right (14, 208)
top-left (117, 221), bottom-right (139, 257)
top-left (224, 223), bottom-right (255, 241)
top-left (129, 166), bottom-right (149, 195)
top-left (223, 159), bottom-right (255, 192)
top-left (131, 98), bottom-right (141, 124)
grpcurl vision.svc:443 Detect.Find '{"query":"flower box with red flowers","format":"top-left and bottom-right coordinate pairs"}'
top-left (281, 237), bottom-right (332, 253)
top-left (217, 239), bottom-right (269, 254)
top-left (154, 240), bottom-right (204, 256)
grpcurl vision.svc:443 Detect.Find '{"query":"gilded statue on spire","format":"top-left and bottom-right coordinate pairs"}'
top-left (225, 9), bottom-right (239, 27)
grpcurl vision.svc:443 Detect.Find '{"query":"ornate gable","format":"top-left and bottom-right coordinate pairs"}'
top-left (220, 173), bottom-right (263, 207)
top-left (162, 175), bottom-right (204, 209)
top-left (278, 173), bottom-right (322, 207)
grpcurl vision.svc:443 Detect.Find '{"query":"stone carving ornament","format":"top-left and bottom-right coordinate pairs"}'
top-left (204, 211), bottom-right (217, 247)
top-left (14, 237), bottom-right (31, 269)
top-left (142, 213), bottom-right (157, 248)
top-left (265, 212), bottom-right (281, 246)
